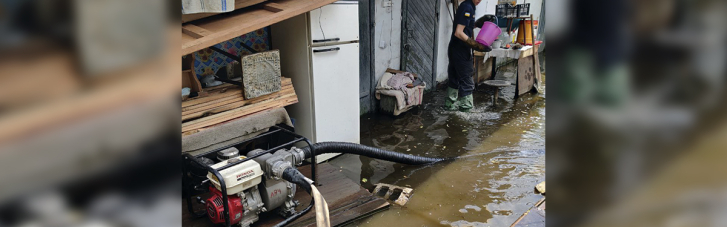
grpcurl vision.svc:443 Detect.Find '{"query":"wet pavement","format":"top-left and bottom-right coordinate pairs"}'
top-left (328, 72), bottom-right (546, 226)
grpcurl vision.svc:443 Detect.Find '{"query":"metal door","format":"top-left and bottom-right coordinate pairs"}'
top-left (401, 0), bottom-right (440, 89)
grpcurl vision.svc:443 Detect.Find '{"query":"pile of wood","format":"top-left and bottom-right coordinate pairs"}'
top-left (182, 77), bottom-right (297, 136)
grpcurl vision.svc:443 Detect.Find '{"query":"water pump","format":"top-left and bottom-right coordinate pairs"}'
top-left (184, 126), bottom-right (446, 227)
top-left (193, 147), bottom-right (308, 227)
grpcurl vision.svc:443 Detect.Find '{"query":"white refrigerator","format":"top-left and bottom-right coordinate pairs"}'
top-left (272, 1), bottom-right (360, 162)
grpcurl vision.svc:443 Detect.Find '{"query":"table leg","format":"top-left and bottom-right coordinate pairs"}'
top-left (473, 56), bottom-right (479, 88)
top-left (491, 57), bottom-right (497, 79)
top-left (493, 88), bottom-right (499, 106)
top-left (530, 14), bottom-right (535, 45)
top-left (515, 59), bottom-right (519, 99)
top-left (507, 18), bottom-right (513, 37)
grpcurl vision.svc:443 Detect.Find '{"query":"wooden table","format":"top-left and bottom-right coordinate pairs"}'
top-left (480, 44), bottom-right (541, 98)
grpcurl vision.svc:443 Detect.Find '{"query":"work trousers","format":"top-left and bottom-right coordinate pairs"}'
top-left (447, 46), bottom-right (475, 97)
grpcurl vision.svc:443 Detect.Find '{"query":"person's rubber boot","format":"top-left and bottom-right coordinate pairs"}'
top-left (445, 88), bottom-right (459, 111)
top-left (458, 94), bottom-right (474, 112)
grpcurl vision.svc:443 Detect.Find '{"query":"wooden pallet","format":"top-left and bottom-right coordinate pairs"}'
top-left (181, 77), bottom-right (296, 136)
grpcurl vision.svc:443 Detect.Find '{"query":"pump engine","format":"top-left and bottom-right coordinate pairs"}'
top-left (188, 146), bottom-right (308, 227)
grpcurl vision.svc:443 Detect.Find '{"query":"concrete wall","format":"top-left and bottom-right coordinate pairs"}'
top-left (373, 0), bottom-right (402, 85)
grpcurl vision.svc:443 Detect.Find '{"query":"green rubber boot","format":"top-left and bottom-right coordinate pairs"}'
top-left (458, 94), bottom-right (474, 112)
top-left (445, 88), bottom-right (459, 111)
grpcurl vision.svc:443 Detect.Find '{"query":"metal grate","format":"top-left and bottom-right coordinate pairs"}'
top-left (213, 197), bottom-right (223, 207)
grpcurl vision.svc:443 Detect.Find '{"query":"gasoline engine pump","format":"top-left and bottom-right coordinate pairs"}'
top-left (186, 146), bottom-right (312, 227)
top-left (184, 126), bottom-right (446, 227)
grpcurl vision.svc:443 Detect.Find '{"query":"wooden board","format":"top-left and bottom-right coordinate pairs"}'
top-left (182, 0), bottom-right (339, 56)
top-left (182, 0), bottom-right (268, 23)
top-left (181, 78), bottom-right (297, 135)
top-left (473, 55), bottom-right (493, 85)
top-left (183, 55), bottom-right (205, 94)
top-left (517, 56), bottom-right (536, 96)
top-left (181, 78), bottom-right (293, 121)
top-left (182, 163), bottom-right (389, 227)
top-left (518, 44), bottom-right (538, 59)
top-left (511, 198), bottom-right (545, 227)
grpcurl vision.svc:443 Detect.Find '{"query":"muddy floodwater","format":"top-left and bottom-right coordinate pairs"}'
top-left (329, 78), bottom-right (545, 226)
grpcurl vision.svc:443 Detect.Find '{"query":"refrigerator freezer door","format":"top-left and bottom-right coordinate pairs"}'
top-left (310, 43), bottom-right (360, 147)
top-left (309, 2), bottom-right (359, 43)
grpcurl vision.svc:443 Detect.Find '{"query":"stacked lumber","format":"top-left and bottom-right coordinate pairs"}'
top-left (182, 77), bottom-right (297, 136)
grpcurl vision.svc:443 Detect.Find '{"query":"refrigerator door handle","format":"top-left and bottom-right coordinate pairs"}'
top-left (313, 47), bottom-right (341, 53)
top-left (312, 38), bottom-right (341, 43)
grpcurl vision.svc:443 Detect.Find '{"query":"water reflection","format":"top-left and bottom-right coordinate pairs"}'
top-left (331, 79), bottom-right (546, 226)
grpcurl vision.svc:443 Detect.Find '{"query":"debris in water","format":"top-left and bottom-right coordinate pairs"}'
top-left (464, 205), bottom-right (482, 212)
top-left (362, 178), bottom-right (368, 183)
top-left (459, 209), bottom-right (468, 213)
top-left (462, 130), bottom-right (468, 132)
top-left (420, 126), bottom-right (423, 128)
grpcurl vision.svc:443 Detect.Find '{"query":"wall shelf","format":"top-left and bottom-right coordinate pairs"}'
top-left (182, 0), bottom-right (338, 56)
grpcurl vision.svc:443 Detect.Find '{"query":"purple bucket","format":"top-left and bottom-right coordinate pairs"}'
top-left (476, 21), bottom-right (501, 46)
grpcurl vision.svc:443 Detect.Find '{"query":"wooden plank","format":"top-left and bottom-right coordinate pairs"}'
top-left (181, 84), bottom-right (297, 134)
top-left (182, 83), bottom-right (290, 114)
top-left (181, 90), bottom-right (297, 133)
top-left (181, 97), bottom-right (297, 136)
top-left (517, 56), bottom-right (535, 95)
top-left (263, 2), bottom-right (284, 12)
top-left (182, 0), bottom-right (339, 56)
top-left (182, 70), bottom-right (193, 89)
top-left (183, 55), bottom-right (205, 94)
top-left (181, 0), bottom-right (268, 23)
top-left (182, 25), bottom-right (213, 39)
top-left (181, 77), bottom-right (291, 109)
top-left (511, 198), bottom-right (545, 227)
top-left (181, 83), bottom-right (294, 121)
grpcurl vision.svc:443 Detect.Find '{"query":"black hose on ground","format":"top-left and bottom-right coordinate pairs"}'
top-left (301, 142), bottom-right (450, 165)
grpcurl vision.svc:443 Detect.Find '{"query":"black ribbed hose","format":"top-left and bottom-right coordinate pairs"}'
top-left (301, 142), bottom-right (449, 165)
top-left (281, 167), bottom-right (312, 194)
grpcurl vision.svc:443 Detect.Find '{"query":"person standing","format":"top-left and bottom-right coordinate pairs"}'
top-left (446, 0), bottom-right (494, 112)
